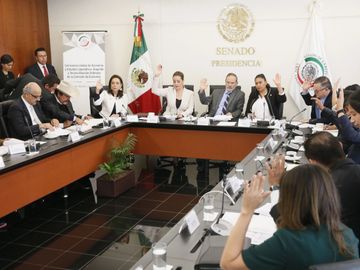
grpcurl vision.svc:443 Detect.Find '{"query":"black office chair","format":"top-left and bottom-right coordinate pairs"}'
top-left (0, 100), bottom-right (14, 138)
top-left (89, 86), bottom-right (109, 118)
top-left (160, 84), bottom-right (194, 115)
top-left (309, 259), bottom-right (360, 270)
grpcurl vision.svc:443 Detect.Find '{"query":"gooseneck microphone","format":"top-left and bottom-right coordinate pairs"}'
top-left (285, 108), bottom-right (307, 130)
top-left (211, 174), bottom-right (232, 236)
top-left (23, 112), bottom-right (36, 140)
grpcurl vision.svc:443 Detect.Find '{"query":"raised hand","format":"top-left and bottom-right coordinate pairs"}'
top-left (155, 64), bottom-right (162, 77)
top-left (301, 80), bottom-right (313, 92)
top-left (337, 88), bottom-right (344, 111)
top-left (241, 173), bottom-right (271, 215)
top-left (273, 73), bottom-right (282, 88)
top-left (199, 78), bottom-right (208, 92)
top-left (95, 80), bottom-right (103, 94)
top-left (332, 78), bottom-right (341, 108)
top-left (266, 154), bottom-right (285, 186)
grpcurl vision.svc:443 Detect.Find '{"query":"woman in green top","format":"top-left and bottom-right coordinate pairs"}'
top-left (220, 164), bottom-right (359, 270)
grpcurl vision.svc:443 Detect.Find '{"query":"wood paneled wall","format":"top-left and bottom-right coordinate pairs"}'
top-left (0, 0), bottom-right (51, 75)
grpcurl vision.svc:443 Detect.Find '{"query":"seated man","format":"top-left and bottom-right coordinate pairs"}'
top-left (41, 80), bottom-right (90, 126)
top-left (7, 82), bottom-right (58, 140)
top-left (300, 76), bottom-right (333, 124)
top-left (198, 73), bottom-right (245, 119)
top-left (268, 132), bottom-right (360, 254)
top-left (26, 47), bottom-right (57, 80)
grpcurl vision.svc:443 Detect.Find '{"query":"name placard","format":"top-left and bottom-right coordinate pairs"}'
top-left (147, 115), bottom-right (159, 123)
top-left (68, 131), bottom-right (81, 142)
top-left (126, 115), bottom-right (139, 122)
top-left (197, 117), bottom-right (210, 126)
top-left (183, 209), bottom-right (200, 234)
top-left (8, 143), bottom-right (26, 155)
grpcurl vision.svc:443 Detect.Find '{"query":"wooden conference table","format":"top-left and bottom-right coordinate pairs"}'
top-left (0, 120), bottom-right (269, 219)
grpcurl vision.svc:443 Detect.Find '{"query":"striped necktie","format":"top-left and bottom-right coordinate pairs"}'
top-left (222, 92), bottom-right (231, 115)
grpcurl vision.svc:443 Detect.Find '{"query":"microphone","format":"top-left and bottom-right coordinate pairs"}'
top-left (24, 114), bottom-right (36, 140)
top-left (285, 108), bottom-right (307, 130)
top-left (211, 173), bottom-right (232, 236)
top-left (91, 105), bottom-right (111, 123)
top-left (257, 102), bottom-right (270, 127)
top-left (121, 104), bottom-right (128, 118)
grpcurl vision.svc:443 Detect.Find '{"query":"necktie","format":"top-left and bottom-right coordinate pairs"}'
top-left (222, 92), bottom-right (231, 115)
top-left (43, 65), bottom-right (49, 76)
top-left (29, 105), bottom-right (42, 125)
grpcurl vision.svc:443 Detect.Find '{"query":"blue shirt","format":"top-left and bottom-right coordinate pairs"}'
top-left (215, 90), bottom-right (231, 116)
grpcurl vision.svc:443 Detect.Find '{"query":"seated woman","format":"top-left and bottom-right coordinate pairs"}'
top-left (220, 164), bottom-right (358, 270)
top-left (152, 65), bottom-right (194, 118)
top-left (93, 74), bottom-right (128, 118)
top-left (0, 54), bottom-right (15, 89)
top-left (245, 73), bottom-right (286, 120)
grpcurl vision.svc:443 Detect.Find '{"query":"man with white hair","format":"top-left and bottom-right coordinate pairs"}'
top-left (7, 82), bottom-right (59, 140)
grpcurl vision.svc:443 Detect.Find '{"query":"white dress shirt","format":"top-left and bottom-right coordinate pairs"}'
top-left (21, 96), bottom-right (42, 125)
top-left (93, 91), bottom-right (129, 118)
top-left (252, 96), bottom-right (271, 120)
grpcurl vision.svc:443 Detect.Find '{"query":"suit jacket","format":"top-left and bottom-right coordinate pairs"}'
top-left (152, 78), bottom-right (194, 117)
top-left (198, 87), bottom-right (245, 118)
top-left (93, 91), bottom-right (129, 118)
top-left (245, 87), bottom-right (286, 119)
top-left (41, 94), bottom-right (78, 122)
top-left (7, 98), bottom-right (50, 140)
top-left (26, 63), bottom-right (57, 80)
top-left (4, 73), bottom-right (43, 100)
top-left (301, 91), bottom-right (332, 124)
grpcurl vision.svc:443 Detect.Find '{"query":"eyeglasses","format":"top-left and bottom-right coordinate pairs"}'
top-left (29, 93), bottom-right (42, 100)
top-left (314, 87), bottom-right (327, 92)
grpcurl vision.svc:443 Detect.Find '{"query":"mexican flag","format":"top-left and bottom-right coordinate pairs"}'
top-left (289, 0), bottom-right (331, 118)
top-left (127, 13), bottom-right (161, 114)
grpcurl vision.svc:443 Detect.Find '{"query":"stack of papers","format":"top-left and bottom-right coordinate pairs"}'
top-left (220, 210), bottom-right (277, 245)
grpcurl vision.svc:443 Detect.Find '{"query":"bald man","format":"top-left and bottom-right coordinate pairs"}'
top-left (7, 82), bottom-right (58, 140)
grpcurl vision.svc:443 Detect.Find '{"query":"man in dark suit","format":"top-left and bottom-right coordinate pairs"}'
top-left (41, 80), bottom-right (89, 126)
top-left (26, 47), bottom-right (57, 80)
top-left (4, 73), bottom-right (60, 100)
top-left (7, 82), bottom-right (59, 140)
top-left (300, 76), bottom-right (333, 124)
top-left (198, 73), bottom-right (245, 118)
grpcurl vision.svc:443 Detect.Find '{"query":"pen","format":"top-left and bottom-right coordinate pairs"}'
top-left (190, 229), bottom-right (211, 253)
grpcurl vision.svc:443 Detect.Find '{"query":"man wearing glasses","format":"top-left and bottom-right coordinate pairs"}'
top-left (301, 76), bottom-right (333, 124)
top-left (7, 82), bottom-right (59, 140)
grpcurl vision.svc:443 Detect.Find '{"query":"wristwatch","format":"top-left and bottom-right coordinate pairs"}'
top-left (270, 185), bottom-right (280, 191)
top-left (336, 109), bottom-right (345, 116)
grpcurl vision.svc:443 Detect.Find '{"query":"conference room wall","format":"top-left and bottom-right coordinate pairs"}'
top-left (47, 0), bottom-right (360, 117)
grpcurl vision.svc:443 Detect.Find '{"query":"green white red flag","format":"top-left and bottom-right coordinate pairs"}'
top-left (127, 13), bottom-right (161, 114)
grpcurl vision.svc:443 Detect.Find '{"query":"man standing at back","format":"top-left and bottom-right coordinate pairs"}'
top-left (27, 47), bottom-right (57, 80)
top-left (198, 73), bottom-right (245, 119)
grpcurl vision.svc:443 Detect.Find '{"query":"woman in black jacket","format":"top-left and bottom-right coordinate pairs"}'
top-left (245, 73), bottom-right (286, 120)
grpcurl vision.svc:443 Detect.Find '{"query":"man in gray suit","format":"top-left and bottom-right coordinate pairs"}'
top-left (198, 73), bottom-right (245, 118)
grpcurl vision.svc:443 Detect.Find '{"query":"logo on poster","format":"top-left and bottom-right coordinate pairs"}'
top-left (295, 54), bottom-right (328, 85)
top-left (217, 4), bottom-right (255, 43)
top-left (77, 35), bottom-right (91, 48)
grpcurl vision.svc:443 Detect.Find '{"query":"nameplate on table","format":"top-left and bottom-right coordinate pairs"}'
top-left (68, 131), bottom-right (81, 142)
top-left (227, 176), bottom-right (244, 194)
top-left (112, 118), bottom-right (122, 127)
top-left (0, 156), bottom-right (5, 168)
top-left (8, 143), bottom-right (26, 155)
top-left (197, 117), bottom-right (210, 126)
top-left (147, 115), bottom-right (159, 123)
top-left (238, 118), bottom-right (251, 127)
top-left (267, 138), bottom-right (277, 150)
top-left (126, 115), bottom-right (139, 122)
top-left (184, 209), bottom-right (200, 234)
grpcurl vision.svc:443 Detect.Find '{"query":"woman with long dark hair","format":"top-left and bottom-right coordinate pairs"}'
top-left (221, 164), bottom-right (358, 270)
top-left (0, 54), bottom-right (15, 89)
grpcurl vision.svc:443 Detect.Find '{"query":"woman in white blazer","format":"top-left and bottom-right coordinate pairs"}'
top-left (93, 74), bottom-right (128, 118)
top-left (152, 65), bottom-right (194, 118)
